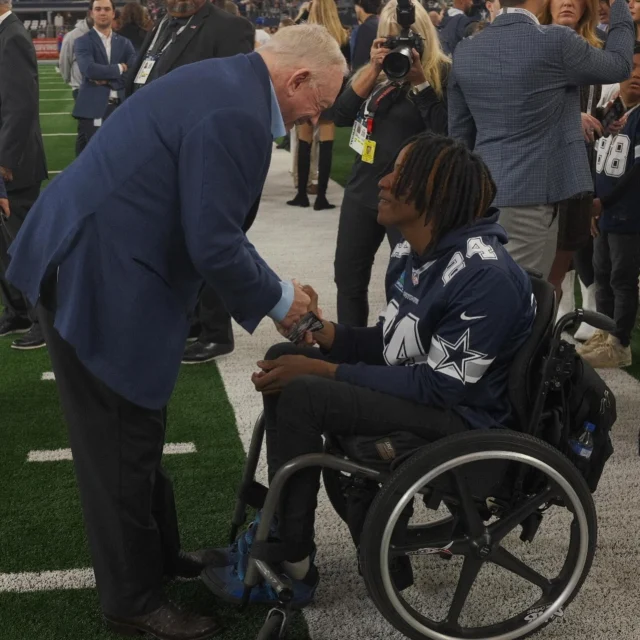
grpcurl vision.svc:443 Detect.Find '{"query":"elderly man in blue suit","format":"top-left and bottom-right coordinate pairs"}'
top-left (72, 0), bottom-right (136, 153)
top-left (448, 0), bottom-right (635, 278)
top-left (7, 24), bottom-right (347, 640)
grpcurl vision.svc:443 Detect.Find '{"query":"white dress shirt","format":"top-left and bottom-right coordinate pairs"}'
top-left (93, 27), bottom-right (122, 101)
top-left (0, 10), bottom-right (13, 26)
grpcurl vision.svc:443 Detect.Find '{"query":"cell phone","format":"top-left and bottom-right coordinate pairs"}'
top-left (286, 311), bottom-right (324, 344)
top-left (600, 97), bottom-right (626, 135)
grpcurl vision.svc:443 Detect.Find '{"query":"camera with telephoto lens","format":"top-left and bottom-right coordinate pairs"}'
top-left (382, 0), bottom-right (424, 81)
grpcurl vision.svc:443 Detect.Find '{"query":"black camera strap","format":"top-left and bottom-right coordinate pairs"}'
top-left (363, 82), bottom-right (403, 133)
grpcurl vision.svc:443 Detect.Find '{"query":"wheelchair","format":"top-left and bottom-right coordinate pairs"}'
top-left (221, 276), bottom-right (617, 640)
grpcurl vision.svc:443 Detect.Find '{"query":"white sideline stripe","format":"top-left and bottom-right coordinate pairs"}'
top-left (41, 371), bottom-right (55, 381)
top-left (0, 568), bottom-right (95, 593)
top-left (42, 133), bottom-right (75, 137)
top-left (40, 89), bottom-right (71, 93)
top-left (27, 442), bottom-right (197, 462)
top-left (49, 171), bottom-right (62, 175)
top-left (40, 112), bottom-right (72, 116)
top-left (40, 98), bottom-right (74, 101)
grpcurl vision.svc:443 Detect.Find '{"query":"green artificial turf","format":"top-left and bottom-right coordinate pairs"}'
top-left (0, 64), bottom-right (309, 640)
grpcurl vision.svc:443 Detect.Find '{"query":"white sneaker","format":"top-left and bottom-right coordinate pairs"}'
top-left (556, 271), bottom-right (576, 323)
top-left (574, 282), bottom-right (597, 342)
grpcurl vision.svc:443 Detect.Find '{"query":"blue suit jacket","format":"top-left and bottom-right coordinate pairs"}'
top-left (448, 1), bottom-right (635, 207)
top-left (8, 53), bottom-right (279, 409)
top-left (72, 29), bottom-right (136, 119)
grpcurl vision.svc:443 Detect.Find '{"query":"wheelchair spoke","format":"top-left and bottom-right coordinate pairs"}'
top-left (491, 546), bottom-right (552, 592)
top-left (445, 555), bottom-right (484, 625)
top-left (450, 470), bottom-right (484, 538)
top-left (488, 485), bottom-right (554, 542)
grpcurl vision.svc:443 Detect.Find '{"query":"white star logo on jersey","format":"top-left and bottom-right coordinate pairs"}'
top-left (430, 328), bottom-right (489, 384)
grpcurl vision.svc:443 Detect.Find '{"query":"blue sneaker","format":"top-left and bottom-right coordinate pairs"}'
top-left (201, 561), bottom-right (319, 609)
top-left (207, 511), bottom-right (279, 573)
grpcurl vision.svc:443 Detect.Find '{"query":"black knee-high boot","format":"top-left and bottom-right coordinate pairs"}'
top-left (314, 140), bottom-right (335, 211)
top-left (287, 139), bottom-right (311, 207)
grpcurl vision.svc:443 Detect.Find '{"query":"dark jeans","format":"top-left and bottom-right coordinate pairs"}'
top-left (38, 281), bottom-right (181, 617)
top-left (262, 342), bottom-right (466, 562)
top-left (334, 194), bottom-right (402, 327)
top-left (574, 236), bottom-right (594, 288)
top-left (76, 102), bottom-right (119, 155)
top-left (593, 231), bottom-right (640, 346)
top-left (0, 184), bottom-right (41, 323)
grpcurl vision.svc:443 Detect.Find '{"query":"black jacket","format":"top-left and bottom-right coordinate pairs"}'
top-left (117, 22), bottom-right (149, 53)
top-left (438, 11), bottom-right (478, 55)
top-left (0, 13), bottom-right (47, 192)
top-left (125, 1), bottom-right (254, 95)
top-left (334, 66), bottom-right (449, 210)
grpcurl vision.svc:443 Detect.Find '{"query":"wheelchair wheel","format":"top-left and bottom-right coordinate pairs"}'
top-left (359, 430), bottom-right (597, 640)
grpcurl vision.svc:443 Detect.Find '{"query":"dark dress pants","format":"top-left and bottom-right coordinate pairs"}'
top-left (593, 231), bottom-right (640, 347)
top-left (37, 282), bottom-right (181, 618)
top-left (76, 101), bottom-right (119, 156)
top-left (0, 184), bottom-right (41, 323)
top-left (192, 193), bottom-right (262, 344)
top-left (72, 88), bottom-right (88, 157)
top-left (261, 343), bottom-right (466, 562)
top-left (334, 194), bottom-right (402, 327)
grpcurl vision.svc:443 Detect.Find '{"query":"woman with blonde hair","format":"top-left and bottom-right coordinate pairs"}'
top-left (331, 0), bottom-right (450, 326)
top-left (287, 0), bottom-right (351, 211)
top-left (540, 0), bottom-right (607, 343)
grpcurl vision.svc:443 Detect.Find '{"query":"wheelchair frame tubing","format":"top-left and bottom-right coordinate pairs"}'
top-left (244, 453), bottom-right (384, 588)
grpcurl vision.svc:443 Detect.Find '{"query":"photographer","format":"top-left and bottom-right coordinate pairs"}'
top-left (333, 0), bottom-right (449, 327)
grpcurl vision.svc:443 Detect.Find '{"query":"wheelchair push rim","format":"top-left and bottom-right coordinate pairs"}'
top-left (360, 431), bottom-right (596, 640)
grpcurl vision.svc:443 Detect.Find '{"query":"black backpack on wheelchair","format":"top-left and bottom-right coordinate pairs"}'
top-left (222, 275), bottom-right (619, 640)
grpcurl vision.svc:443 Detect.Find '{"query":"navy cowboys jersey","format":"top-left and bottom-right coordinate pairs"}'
top-left (595, 104), bottom-right (640, 233)
top-left (332, 211), bottom-right (535, 430)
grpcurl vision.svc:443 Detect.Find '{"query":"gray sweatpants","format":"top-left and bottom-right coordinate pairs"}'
top-left (498, 204), bottom-right (558, 279)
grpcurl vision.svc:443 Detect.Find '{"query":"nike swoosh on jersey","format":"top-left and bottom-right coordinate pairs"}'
top-left (460, 312), bottom-right (487, 321)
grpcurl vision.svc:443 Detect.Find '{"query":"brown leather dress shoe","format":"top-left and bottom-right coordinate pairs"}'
top-left (105, 601), bottom-right (222, 640)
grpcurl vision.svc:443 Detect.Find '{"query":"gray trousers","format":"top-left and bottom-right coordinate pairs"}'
top-left (499, 204), bottom-right (558, 279)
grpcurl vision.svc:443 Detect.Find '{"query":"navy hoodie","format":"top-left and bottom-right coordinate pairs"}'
top-left (329, 211), bottom-right (535, 430)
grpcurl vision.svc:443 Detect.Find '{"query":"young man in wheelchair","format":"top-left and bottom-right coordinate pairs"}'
top-left (204, 133), bottom-right (536, 607)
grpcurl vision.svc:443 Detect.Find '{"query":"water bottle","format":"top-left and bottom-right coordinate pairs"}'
top-left (569, 422), bottom-right (595, 460)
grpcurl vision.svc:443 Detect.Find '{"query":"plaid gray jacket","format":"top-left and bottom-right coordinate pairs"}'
top-left (448, 1), bottom-right (635, 207)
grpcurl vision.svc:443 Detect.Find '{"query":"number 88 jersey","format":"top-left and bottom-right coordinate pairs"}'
top-left (595, 104), bottom-right (640, 233)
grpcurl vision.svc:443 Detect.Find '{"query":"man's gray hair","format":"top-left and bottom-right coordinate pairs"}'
top-left (0, 0), bottom-right (13, 7)
top-left (259, 24), bottom-right (348, 79)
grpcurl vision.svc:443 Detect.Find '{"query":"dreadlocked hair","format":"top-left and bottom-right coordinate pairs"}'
top-left (392, 133), bottom-right (497, 246)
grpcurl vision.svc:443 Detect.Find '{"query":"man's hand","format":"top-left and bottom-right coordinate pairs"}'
top-left (251, 355), bottom-right (338, 394)
top-left (591, 198), bottom-right (602, 238)
top-left (581, 113), bottom-right (604, 143)
top-left (608, 112), bottom-right (629, 136)
top-left (301, 284), bottom-right (335, 349)
top-left (0, 166), bottom-right (13, 182)
top-left (279, 281), bottom-right (311, 330)
top-left (0, 198), bottom-right (9, 218)
top-left (122, 63), bottom-right (128, 72)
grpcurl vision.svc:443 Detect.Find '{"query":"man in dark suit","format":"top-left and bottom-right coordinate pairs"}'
top-left (7, 25), bottom-right (346, 638)
top-left (0, 0), bottom-right (47, 349)
top-left (127, 0), bottom-right (254, 365)
top-left (351, 0), bottom-right (381, 70)
top-left (438, 0), bottom-right (478, 54)
top-left (72, 0), bottom-right (137, 152)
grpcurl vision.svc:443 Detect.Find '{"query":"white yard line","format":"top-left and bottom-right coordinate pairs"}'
top-left (40, 89), bottom-right (72, 93)
top-left (40, 98), bottom-right (74, 102)
top-left (27, 442), bottom-right (197, 463)
top-left (0, 569), bottom-right (95, 593)
top-left (40, 112), bottom-right (72, 116)
top-left (41, 372), bottom-right (55, 380)
top-left (42, 133), bottom-right (75, 137)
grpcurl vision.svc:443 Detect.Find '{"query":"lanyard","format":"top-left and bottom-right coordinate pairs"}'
top-left (587, 85), bottom-right (595, 116)
top-left (148, 14), bottom-right (194, 56)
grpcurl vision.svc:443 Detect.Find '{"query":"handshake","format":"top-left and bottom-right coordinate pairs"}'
top-left (276, 281), bottom-right (326, 345)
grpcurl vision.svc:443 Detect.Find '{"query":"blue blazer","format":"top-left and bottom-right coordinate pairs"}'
top-left (8, 53), bottom-right (279, 409)
top-left (72, 29), bottom-right (137, 119)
